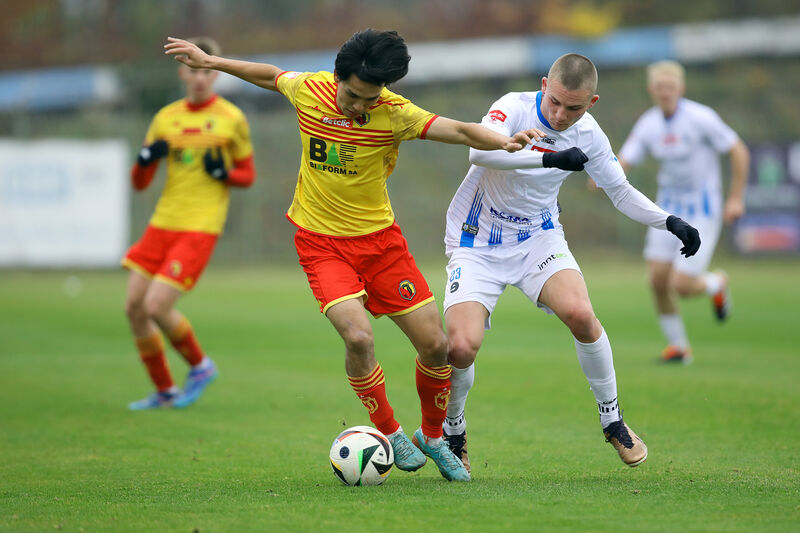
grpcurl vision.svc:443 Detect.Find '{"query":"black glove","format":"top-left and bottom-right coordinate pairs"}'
top-left (136, 140), bottom-right (169, 166)
top-left (666, 215), bottom-right (701, 257)
top-left (542, 147), bottom-right (588, 171)
top-left (203, 147), bottom-right (228, 181)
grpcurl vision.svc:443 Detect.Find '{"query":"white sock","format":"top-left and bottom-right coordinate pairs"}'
top-left (444, 412), bottom-right (466, 436)
top-left (574, 328), bottom-right (621, 427)
top-left (423, 436), bottom-right (443, 446)
top-left (387, 426), bottom-right (404, 439)
top-left (445, 364), bottom-right (474, 434)
top-left (658, 313), bottom-right (689, 349)
top-left (192, 357), bottom-right (212, 370)
top-left (703, 272), bottom-right (724, 296)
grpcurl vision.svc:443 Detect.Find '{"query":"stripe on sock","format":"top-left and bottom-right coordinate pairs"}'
top-left (415, 358), bottom-right (452, 380)
top-left (348, 364), bottom-right (385, 393)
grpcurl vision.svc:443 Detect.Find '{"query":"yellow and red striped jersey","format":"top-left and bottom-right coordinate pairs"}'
top-left (143, 95), bottom-right (253, 234)
top-left (276, 70), bottom-right (437, 237)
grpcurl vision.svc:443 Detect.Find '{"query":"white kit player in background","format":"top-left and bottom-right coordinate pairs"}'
top-left (617, 60), bottom-right (749, 364)
top-left (440, 54), bottom-right (702, 473)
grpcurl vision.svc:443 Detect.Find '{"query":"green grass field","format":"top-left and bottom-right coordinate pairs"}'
top-left (1, 257), bottom-right (798, 532)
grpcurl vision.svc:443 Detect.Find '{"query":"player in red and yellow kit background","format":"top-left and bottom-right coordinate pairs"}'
top-left (165, 30), bottom-right (540, 481)
top-left (123, 37), bottom-right (256, 410)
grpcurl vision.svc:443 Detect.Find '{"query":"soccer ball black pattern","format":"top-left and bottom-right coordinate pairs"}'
top-left (329, 425), bottom-right (394, 486)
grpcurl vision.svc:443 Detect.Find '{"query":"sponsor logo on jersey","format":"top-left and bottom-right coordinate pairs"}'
top-left (449, 281), bottom-right (460, 293)
top-left (308, 137), bottom-right (358, 175)
top-left (537, 252), bottom-right (568, 271)
top-left (398, 280), bottom-right (416, 301)
top-left (530, 144), bottom-right (557, 153)
top-left (172, 149), bottom-right (195, 164)
top-left (283, 71), bottom-right (302, 79)
top-left (490, 206), bottom-right (533, 225)
top-left (321, 116), bottom-right (353, 128)
top-left (540, 136), bottom-right (556, 145)
top-left (488, 109), bottom-right (507, 123)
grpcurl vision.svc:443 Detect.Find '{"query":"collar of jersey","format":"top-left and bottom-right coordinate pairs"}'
top-left (535, 91), bottom-right (555, 131)
top-left (185, 94), bottom-right (218, 111)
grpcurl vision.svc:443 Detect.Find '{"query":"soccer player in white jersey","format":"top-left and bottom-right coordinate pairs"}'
top-left (441, 53), bottom-right (702, 472)
top-left (617, 60), bottom-right (749, 364)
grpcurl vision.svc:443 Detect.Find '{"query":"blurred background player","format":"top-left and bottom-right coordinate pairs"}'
top-left (441, 54), bottom-right (702, 473)
top-left (164, 29), bottom-right (541, 482)
top-left (616, 60), bottom-right (749, 363)
top-left (123, 37), bottom-right (256, 410)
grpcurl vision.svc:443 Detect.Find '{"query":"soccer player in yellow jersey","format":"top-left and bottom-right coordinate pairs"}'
top-left (165, 29), bottom-right (541, 482)
top-left (123, 37), bottom-right (256, 411)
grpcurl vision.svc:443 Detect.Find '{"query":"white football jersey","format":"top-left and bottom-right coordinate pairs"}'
top-left (619, 98), bottom-right (738, 219)
top-left (445, 91), bottom-right (627, 251)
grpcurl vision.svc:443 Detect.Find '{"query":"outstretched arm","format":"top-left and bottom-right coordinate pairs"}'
top-left (724, 139), bottom-right (749, 223)
top-left (588, 157), bottom-right (631, 190)
top-left (470, 146), bottom-right (588, 171)
top-left (164, 37), bottom-right (282, 91)
top-left (424, 116), bottom-right (541, 152)
top-left (604, 180), bottom-right (669, 229)
top-left (604, 180), bottom-right (700, 257)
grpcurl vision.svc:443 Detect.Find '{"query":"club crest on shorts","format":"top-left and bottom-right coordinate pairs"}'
top-left (169, 260), bottom-right (183, 277)
top-left (398, 279), bottom-right (416, 301)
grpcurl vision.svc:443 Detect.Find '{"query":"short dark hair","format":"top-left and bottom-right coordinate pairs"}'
top-left (335, 29), bottom-right (410, 86)
top-left (548, 53), bottom-right (598, 93)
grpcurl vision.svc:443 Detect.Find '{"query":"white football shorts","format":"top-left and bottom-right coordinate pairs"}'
top-left (443, 228), bottom-right (581, 329)
top-left (643, 214), bottom-right (722, 276)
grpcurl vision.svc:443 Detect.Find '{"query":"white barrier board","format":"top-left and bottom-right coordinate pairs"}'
top-left (0, 139), bottom-right (129, 267)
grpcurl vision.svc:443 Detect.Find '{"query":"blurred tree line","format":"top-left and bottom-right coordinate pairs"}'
top-left (1, 1), bottom-right (799, 265)
top-left (2, 0), bottom-right (798, 70)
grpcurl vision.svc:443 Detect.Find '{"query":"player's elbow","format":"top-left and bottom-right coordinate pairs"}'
top-left (228, 157), bottom-right (256, 187)
top-left (238, 174), bottom-right (256, 188)
top-left (731, 139), bottom-right (750, 162)
top-left (468, 148), bottom-right (487, 166)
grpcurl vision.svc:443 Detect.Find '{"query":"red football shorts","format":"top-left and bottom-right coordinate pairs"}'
top-left (294, 222), bottom-right (435, 316)
top-left (122, 225), bottom-right (218, 291)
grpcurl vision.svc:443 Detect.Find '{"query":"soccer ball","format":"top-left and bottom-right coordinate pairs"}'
top-left (329, 425), bottom-right (394, 486)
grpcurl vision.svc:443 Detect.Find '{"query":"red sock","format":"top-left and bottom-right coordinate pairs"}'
top-left (135, 333), bottom-right (174, 391)
top-left (416, 358), bottom-right (452, 438)
top-left (348, 364), bottom-right (400, 436)
top-left (168, 317), bottom-right (204, 366)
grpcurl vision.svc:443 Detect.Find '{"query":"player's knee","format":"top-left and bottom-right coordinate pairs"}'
top-left (142, 296), bottom-right (171, 322)
top-left (672, 276), bottom-right (695, 298)
top-left (562, 304), bottom-right (597, 338)
top-left (418, 329), bottom-right (449, 361)
top-left (649, 271), bottom-right (670, 292)
top-left (342, 327), bottom-right (374, 356)
top-left (124, 297), bottom-right (146, 322)
top-left (448, 335), bottom-right (478, 368)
